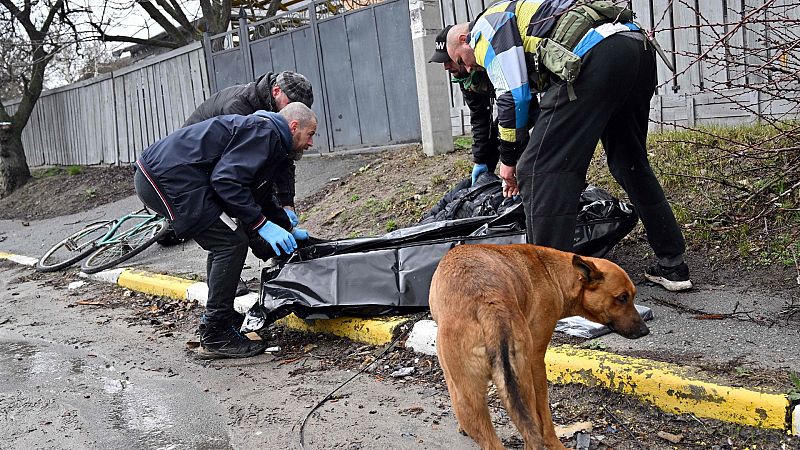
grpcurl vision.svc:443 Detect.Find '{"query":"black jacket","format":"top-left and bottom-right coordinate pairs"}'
top-left (182, 72), bottom-right (296, 207)
top-left (458, 71), bottom-right (537, 169)
top-left (462, 85), bottom-right (500, 171)
top-left (136, 112), bottom-right (292, 238)
top-left (183, 73), bottom-right (277, 127)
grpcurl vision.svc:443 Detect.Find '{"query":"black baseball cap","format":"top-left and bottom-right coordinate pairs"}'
top-left (428, 25), bottom-right (453, 63)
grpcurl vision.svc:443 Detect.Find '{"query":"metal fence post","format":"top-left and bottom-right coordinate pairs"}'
top-left (239, 8), bottom-right (256, 82)
top-left (308, 0), bottom-right (333, 152)
top-left (202, 32), bottom-right (219, 94)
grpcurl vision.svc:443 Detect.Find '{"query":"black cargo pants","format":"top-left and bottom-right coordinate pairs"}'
top-left (516, 32), bottom-right (686, 266)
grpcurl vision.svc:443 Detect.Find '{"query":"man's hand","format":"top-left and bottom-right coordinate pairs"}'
top-left (471, 163), bottom-right (488, 186)
top-left (499, 163), bottom-right (519, 197)
top-left (291, 227), bottom-right (309, 241)
top-left (283, 207), bottom-right (299, 228)
top-left (257, 221), bottom-right (297, 255)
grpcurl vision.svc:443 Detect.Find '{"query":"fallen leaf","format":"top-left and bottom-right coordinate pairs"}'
top-left (555, 421), bottom-right (593, 439)
top-left (302, 344), bottom-right (318, 353)
top-left (323, 210), bottom-right (344, 224)
top-left (657, 430), bottom-right (683, 443)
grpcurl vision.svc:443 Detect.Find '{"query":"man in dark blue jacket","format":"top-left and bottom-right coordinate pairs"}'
top-left (180, 71), bottom-right (314, 296)
top-left (134, 103), bottom-right (317, 358)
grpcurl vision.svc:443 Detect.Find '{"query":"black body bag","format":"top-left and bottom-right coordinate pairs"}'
top-left (241, 174), bottom-right (638, 334)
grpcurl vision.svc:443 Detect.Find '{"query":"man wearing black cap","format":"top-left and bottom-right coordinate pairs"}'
top-left (429, 26), bottom-right (537, 186)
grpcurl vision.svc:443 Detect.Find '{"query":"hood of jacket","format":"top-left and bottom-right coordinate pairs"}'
top-left (251, 110), bottom-right (292, 151)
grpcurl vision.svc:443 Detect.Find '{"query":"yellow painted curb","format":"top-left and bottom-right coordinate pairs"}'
top-left (117, 269), bottom-right (195, 300)
top-left (278, 313), bottom-right (410, 346)
top-left (546, 345), bottom-right (790, 430)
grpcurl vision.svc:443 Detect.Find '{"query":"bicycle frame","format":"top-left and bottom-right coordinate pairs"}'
top-left (95, 211), bottom-right (163, 247)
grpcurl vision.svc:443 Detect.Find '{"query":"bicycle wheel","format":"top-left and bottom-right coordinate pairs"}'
top-left (80, 218), bottom-right (170, 274)
top-left (36, 221), bottom-right (114, 272)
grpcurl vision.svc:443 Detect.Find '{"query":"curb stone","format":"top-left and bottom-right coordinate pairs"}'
top-left (2, 251), bottom-right (798, 436)
top-left (794, 404), bottom-right (800, 437)
top-left (0, 251), bottom-right (37, 267)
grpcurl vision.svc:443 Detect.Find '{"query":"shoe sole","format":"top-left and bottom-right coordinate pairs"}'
top-left (644, 273), bottom-right (693, 291)
top-left (197, 345), bottom-right (267, 359)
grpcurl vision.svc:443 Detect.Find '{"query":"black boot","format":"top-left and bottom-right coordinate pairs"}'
top-left (197, 312), bottom-right (246, 336)
top-left (199, 323), bottom-right (267, 358)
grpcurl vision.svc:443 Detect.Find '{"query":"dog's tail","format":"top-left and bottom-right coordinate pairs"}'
top-left (477, 302), bottom-right (545, 447)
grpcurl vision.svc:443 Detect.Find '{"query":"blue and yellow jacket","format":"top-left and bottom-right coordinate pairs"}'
top-left (468, 0), bottom-right (575, 165)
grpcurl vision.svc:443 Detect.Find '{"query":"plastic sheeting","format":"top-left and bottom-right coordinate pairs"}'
top-left (241, 184), bottom-right (638, 334)
top-left (554, 305), bottom-right (654, 339)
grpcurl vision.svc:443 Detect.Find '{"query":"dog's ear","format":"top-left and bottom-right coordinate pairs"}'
top-left (572, 254), bottom-right (603, 285)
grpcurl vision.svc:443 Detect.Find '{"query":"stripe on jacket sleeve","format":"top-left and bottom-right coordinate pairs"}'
top-left (250, 215), bottom-right (267, 231)
top-left (136, 160), bottom-right (176, 221)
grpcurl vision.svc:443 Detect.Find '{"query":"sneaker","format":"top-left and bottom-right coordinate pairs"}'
top-left (235, 278), bottom-right (250, 297)
top-left (645, 262), bottom-right (693, 292)
top-left (199, 324), bottom-right (267, 358)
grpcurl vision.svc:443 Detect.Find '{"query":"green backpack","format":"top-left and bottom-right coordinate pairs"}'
top-left (533, 1), bottom-right (635, 100)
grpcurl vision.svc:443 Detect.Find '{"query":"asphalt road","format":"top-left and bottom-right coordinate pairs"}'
top-left (0, 263), bottom-right (479, 449)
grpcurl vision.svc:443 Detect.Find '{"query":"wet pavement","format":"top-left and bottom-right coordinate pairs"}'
top-left (0, 334), bottom-right (231, 449)
top-left (0, 263), bottom-right (482, 449)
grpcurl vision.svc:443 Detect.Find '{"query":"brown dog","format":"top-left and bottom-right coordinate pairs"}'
top-left (429, 244), bottom-right (649, 450)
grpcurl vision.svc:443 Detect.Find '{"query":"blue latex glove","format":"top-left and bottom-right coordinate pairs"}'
top-left (257, 221), bottom-right (297, 255)
top-left (284, 208), bottom-right (299, 228)
top-left (471, 163), bottom-right (489, 186)
top-left (291, 227), bottom-right (309, 241)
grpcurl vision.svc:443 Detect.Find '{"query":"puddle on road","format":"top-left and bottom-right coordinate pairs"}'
top-left (0, 340), bottom-right (86, 386)
top-left (0, 337), bottom-right (231, 449)
top-left (103, 377), bottom-right (231, 449)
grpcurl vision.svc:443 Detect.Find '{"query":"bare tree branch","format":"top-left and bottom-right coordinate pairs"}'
top-left (88, 21), bottom-right (181, 48)
top-left (133, 0), bottom-right (189, 46)
top-left (160, 0), bottom-right (195, 34)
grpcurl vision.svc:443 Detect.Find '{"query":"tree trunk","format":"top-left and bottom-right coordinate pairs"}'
top-left (0, 127), bottom-right (32, 198)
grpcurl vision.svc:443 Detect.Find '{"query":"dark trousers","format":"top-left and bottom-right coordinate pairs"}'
top-left (516, 33), bottom-right (686, 266)
top-left (193, 220), bottom-right (249, 327)
top-left (135, 169), bottom-right (249, 327)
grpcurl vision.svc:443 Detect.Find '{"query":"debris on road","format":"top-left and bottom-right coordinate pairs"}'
top-left (555, 421), bottom-right (593, 439)
top-left (68, 280), bottom-right (86, 290)
top-left (390, 367), bottom-right (414, 378)
top-left (74, 300), bottom-right (106, 306)
top-left (657, 430), bottom-right (684, 444)
top-left (575, 431), bottom-right (590, 450)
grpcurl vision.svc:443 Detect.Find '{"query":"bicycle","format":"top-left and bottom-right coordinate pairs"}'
top-left (36, 208), bottom-right (170, 274)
